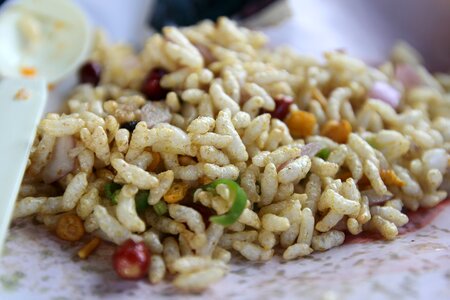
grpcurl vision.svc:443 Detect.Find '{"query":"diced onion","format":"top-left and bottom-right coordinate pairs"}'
top-left (395, 63), bottom-right (422, 89)
top-left (368, 81), bottom-right (401, 108)
top-left (300, 142), bottom-right (322, 158)
top-left (141, 102), bottom-right (171, 128)
top-left (41, 136), bottom-right (75, 183)
top-left (422, 148), bottom-right (448, 174)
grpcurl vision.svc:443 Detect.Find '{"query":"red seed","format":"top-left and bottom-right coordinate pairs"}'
top-left (78, 61), bottom-right (101, 86)
top-left (262, 95), bottom-right (293, 120)
top-left (113, 239), bottom-right (150, 280)
top-left (141, 68), bottom-right (169, 100)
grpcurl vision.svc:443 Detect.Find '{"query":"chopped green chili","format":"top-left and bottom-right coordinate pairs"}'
top-left (111, 190), bottom-right (121, 204)
top-left (104, 182), bottom-right (122, 204)
top-left (366, 137), bottom-right (378, 149)
top-left (153, 201), bottom-right (168, 216)
top-left (202, 178), bottom-right (247, 226)
top-left (316, 148), bottom-right (331, 160)
top-left (135, 190), bottom-right (150, 213)
top-left (105, 183), bottom-right (150, 211)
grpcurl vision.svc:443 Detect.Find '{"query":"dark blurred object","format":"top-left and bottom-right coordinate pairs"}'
top-left (78, 61), bottom-right (102, 86)
top-left (150, 0), bottom-right (281, 31)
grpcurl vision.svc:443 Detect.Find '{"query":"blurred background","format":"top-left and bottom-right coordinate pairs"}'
top-left (74, 0), bottom-right (450, 72)
top-left (2, 0), bottom-right (450, 71)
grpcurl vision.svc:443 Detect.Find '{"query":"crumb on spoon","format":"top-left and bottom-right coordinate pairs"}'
top-left (14, 88), bottom-right (30, 101)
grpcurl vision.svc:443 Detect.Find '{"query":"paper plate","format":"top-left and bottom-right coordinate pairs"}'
top-left (1, 201), bottom-right (449, 300)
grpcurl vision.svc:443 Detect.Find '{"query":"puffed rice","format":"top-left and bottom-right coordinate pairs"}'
top-left (17, 17), bottom-right (450, 292)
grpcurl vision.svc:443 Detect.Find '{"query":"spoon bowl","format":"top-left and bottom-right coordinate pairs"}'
top-left (0, 0), bottom-right (91, 254)
top-left (0, 0), bottom-right (92, 82)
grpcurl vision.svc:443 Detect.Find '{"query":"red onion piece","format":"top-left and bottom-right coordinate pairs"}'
top-left (140, 102), bottom-right (171, 128)
top-left (41, 136), bottom-right (76, 184)
top-left (261, 95), bottom-right (293, 120)
top-left (277, 158), bottom-right (294, 172)
top-left (368, 81), bottom-right (401, 108)
top-left (277, 143), bottom-right (322, 171)
top-left (300, 142), bottom-right (323, 158)
top-left (361, 189), bottom-right (393, 206)
top-left (395, 64), bottom-right (422, 89)
top-left (195, 44), bottom-right (215, 64)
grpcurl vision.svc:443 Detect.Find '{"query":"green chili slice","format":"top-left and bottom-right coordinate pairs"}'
top-left (104, 182), bottom-right (122, 204)
top-left (316, 148), bottom-right (331, 160)
top-left (111, 190), bottom-right (121, 204)
top-left (135, 190), bottom-right (150, 213)
top-left (153, 201), bottom-right (168, 216)
top-left (202, 178), bottom-right (247, 226)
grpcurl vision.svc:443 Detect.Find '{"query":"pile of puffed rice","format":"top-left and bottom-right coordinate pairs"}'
top-left (15, 17), bottom-right (450, 292)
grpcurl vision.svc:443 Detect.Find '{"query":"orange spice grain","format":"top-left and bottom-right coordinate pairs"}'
top-left (320, 120), bottom-right (352, 143)
top-left (163, 182), bottom-right (190, 204)
top-left (147, 152), bottom-right (161, 172)
top-left (199, 176), bottom-right (213, 186)
top-left (380, 169), bottom-right (405, 187)
top-left (78, 237), bottom-right (101, 259)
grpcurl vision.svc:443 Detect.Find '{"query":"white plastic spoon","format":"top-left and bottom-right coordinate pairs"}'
top-left (0, 78), bottom-right (47, 254)
top-left (0, 0), bottom-right (92, 82)
top-left (0, 0), bottom-right (91, 254)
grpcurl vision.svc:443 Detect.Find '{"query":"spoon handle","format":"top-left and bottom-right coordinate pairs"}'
top-left (0, 78), bottom-right (46, 255)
